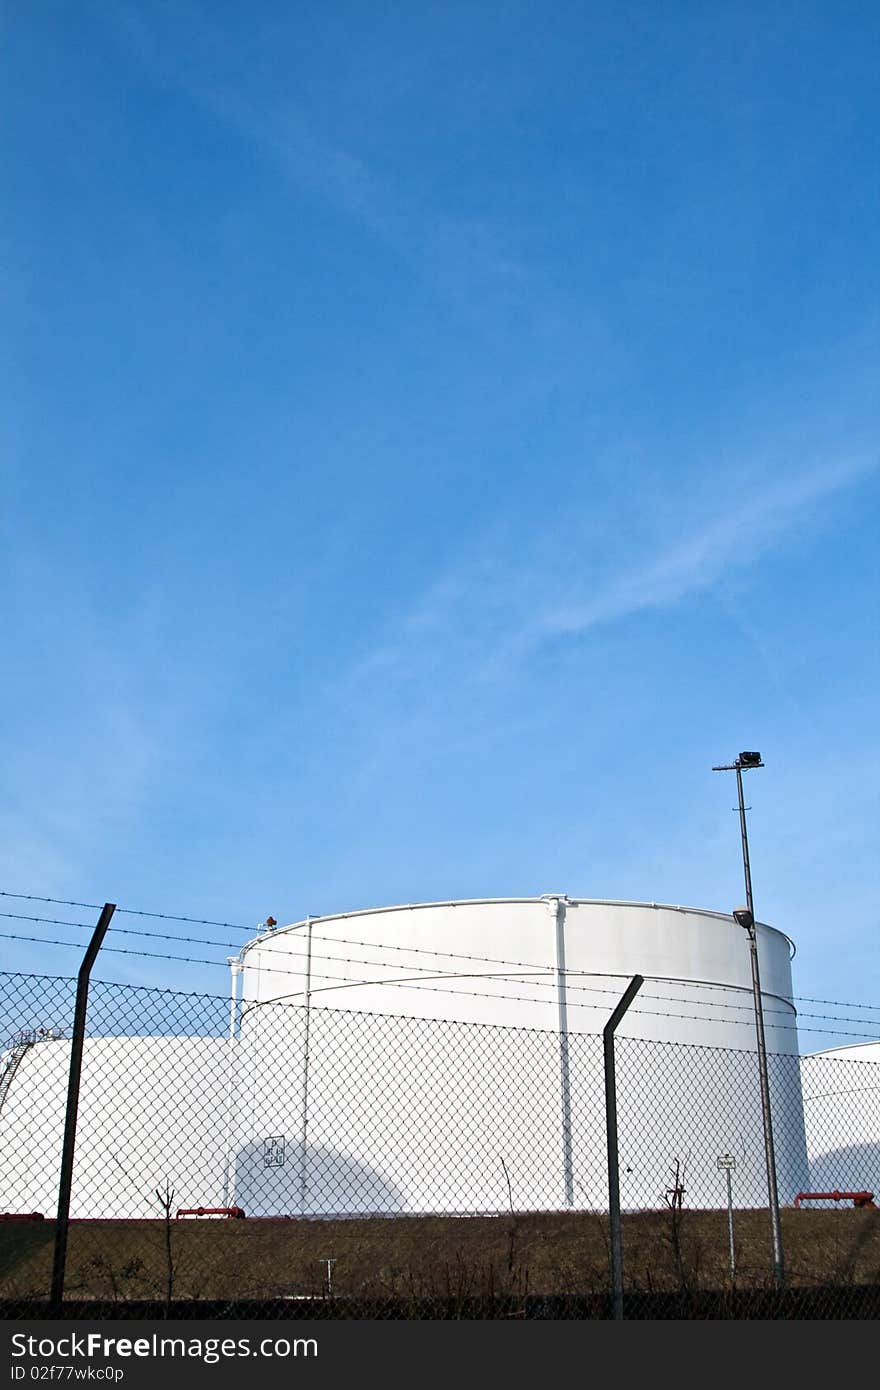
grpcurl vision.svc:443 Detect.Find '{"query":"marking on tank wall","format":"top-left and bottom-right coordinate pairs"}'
top-left (263, 1135), bottom-right (285, 1167)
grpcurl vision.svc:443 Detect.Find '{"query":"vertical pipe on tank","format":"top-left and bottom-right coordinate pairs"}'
top-left (299, 919), bottom-right (313, 1214)
top-left (222, 958), bottom-right (242, 1208)
top-left (552, 896), bottom-right (574, 1207)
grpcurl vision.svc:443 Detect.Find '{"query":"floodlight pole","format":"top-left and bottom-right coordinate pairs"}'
top-left (713, 756), bottom-right (785, 1287)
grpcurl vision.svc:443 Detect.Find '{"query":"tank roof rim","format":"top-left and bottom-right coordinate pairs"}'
top-left (802, 1039), bottom-right (880, 1058)
top-left (239, 896), bottom-right (793, 957)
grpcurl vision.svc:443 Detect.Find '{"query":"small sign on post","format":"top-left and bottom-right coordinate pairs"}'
top-left (717, 1154), bottom-right (737, 1280)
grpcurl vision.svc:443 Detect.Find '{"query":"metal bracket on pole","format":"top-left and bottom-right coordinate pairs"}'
top-left (605, 974), bottom-right (643, 1321)
top-left (50, 902), bottom-right (116, 1314)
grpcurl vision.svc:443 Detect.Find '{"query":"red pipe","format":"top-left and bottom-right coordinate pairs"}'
top-left (175, 1206), bottom-right (246, 1219)
top-left (793, 1190), bottom-right (876, 1208)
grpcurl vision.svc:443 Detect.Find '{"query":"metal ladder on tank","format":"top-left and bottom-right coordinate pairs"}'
top-left (0, 1030), bottom-right (37, 1121)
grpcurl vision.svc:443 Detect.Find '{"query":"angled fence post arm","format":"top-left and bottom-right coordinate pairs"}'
top-left (605, 974), bottom-right (644, 1321)
top-left (50, 902), bottom-right (116, 1313)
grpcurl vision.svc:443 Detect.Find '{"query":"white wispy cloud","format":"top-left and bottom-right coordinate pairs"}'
top-left (341, 449), bottom-right (878, 708)
top-left (528, 451), bottom-right (877, 645)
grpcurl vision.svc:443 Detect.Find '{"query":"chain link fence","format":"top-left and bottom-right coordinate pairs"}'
top-left (1, 970), bottom-right (878, 1318)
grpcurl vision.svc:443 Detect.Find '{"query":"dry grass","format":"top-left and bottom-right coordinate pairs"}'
top-left (2, 1207), bottom-right (880, 1308)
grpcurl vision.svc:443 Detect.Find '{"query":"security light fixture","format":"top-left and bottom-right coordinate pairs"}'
top-left (733, 907), bottom-right (754, 930)
top-left (737, 751), bottom-right (763, 767)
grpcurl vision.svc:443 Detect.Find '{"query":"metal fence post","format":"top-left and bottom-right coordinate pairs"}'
top-left (50, 902), bottom-right (115, 1313)
top-left (605, 974), bottom-right (643, 1321)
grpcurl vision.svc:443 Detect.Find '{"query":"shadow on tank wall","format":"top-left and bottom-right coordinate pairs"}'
top-left (808, 1142), bottom-right (880, 1196)
top-left (233, 1139), bottom-right (406, 1216)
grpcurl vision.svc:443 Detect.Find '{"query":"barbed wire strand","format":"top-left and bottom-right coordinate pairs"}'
top-left (2, 890), bottom-right (879, 1015)
top-left (0, 913), bottom-right (871, 1024)
top-left (4, 910), bottom-right (880, 1030)
top-left (2, 932), bottom-right (878, 1041)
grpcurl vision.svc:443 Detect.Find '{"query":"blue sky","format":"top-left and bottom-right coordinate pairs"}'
top-left (1, 2), bottom-right (877, 1045)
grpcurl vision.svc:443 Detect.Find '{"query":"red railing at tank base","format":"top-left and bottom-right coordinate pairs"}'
top-left (175, 1206), bottom-right (246, 1220)
top-left (793, 1190), bottom-right (876, 1208)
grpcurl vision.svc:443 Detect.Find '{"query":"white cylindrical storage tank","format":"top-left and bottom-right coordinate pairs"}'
top-left (233, 897), bottom-right (808, 1215)
top-left (801, 1042), bottom-right (880, 1197)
